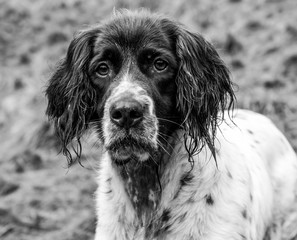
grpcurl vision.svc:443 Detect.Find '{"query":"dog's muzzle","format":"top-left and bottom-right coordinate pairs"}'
top-left (103, 88), bottom-right (158, 164)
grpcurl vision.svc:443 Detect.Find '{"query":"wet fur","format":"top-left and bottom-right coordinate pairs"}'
top-left (46, 10), bottom-right (297, 240)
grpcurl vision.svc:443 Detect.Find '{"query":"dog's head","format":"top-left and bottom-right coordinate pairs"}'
top-left (46, 10), bottom-right (235, 166)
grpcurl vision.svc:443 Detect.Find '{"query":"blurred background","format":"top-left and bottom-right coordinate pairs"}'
top-left (0, 0), bottom-right (297, 239)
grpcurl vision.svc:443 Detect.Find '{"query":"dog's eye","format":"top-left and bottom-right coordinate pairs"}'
top-left (154, 58), bottom-right (168, 72)
top-left (96, 63), bottom-right (110, 77)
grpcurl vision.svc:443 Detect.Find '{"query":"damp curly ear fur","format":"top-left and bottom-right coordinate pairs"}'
top-left (175, 26), bottom-right (235, 162)
top-left (46, 9), bottom-right (297, 240)
top-left (46, 28), bottom-right (100, 164)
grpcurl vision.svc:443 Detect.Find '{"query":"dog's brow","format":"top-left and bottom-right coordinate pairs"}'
top-left (139, 47), bottom-right (176, 64)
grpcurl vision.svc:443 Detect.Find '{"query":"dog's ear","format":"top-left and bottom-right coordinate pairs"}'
top-left (175, 27), bottom-right (235, 160)
top-left (45, 28), bottom-right (100, 164)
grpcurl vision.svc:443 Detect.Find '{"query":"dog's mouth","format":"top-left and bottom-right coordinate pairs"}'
top-left (106, 136), bottom-right (157, 165)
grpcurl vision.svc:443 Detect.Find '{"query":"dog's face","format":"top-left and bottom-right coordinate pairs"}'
top-left (90, 15), bottom-right (179, 163)
top-left (46, 10), bottom-right (235, 165)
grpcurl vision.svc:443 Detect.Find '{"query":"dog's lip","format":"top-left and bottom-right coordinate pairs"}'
top-left (106, 136), bottom-right (154, 152)
top-left (107, 136), bottom-right (154, 163)
top-left (108, 147), bottom-right (135, 165)
top-left (109, 146), bottom-right (134, 157)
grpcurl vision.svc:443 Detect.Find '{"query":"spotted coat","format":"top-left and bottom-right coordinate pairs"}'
top-left (95, 109), bottom-right (297, 240)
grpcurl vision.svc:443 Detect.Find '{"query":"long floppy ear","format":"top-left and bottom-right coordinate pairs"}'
top-left (45, 28), bottom-right (100, 165)
top-left (176, 27), bottom-right (235, 161)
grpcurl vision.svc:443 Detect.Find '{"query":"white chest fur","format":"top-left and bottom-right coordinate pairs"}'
top-left (95, 110), bottom-right (297, 240)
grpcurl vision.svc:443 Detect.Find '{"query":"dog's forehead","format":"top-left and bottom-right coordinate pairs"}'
top-left (98, 14), bottom-right (174, 50)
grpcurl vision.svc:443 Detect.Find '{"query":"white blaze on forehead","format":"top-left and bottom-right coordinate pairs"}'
top-left (107, 73), bottom-right (155, 115)
top-left (135, 152), bottom-right (150, 162)
top-left (111, 73), bottom-right (144, 99)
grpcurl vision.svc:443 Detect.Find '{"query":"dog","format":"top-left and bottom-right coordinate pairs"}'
top-left (46, 9), bottom-right (297, 240)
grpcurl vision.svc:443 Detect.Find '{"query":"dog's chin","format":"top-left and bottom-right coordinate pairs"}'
top-left (109, 149), bottom-right (150, 165)
top-left (106, 137), bottom-right (156, 165)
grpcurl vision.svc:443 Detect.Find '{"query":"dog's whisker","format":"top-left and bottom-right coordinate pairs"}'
top-left (158, 133), bottom-right (174, 151)
top-left (149, 153), bottom-right (159, 166)
top-left (156, 139), bottom-right (171, 157)
top-left (157, 117), bottom-right (182, 127)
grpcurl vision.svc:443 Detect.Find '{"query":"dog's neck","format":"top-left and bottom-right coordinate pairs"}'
top-left (109, 134), bottom-right (176, 227)
top-left (115, 156), bottom-right (162, 226)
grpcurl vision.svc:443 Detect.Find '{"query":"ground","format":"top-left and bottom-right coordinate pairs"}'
top-left (0, 0), bottom-right (297, 239)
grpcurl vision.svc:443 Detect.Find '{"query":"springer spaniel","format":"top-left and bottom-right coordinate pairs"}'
top-left (46, 10), bottom-right (297, 240)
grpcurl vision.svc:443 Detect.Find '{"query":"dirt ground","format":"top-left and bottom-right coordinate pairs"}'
top-left (0, 0), bottom-right (297, 239)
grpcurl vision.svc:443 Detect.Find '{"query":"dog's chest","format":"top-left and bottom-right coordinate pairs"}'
top-left (96, 153), bottom-right (199, 239)
top-left (96, 148), bottom-right (269, 240)
top-left (118, 160), bottom-right (161, 226)
top-left (96, 152), bottom-right (242, 240)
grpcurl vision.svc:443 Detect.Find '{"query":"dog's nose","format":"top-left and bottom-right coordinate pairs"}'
top-left (110, 100), bottom-right (144, 129)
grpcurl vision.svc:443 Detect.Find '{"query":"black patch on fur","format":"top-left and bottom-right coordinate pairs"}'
top-left (173, 172), bottom-right (195, 200)
top-left (173, 189), bottom-right (179, 200)
top-left (145, 221), bottom-right (155, 239)
top-left (242, 209), bottom-right (247, 219)
top-left (239, 233), bottom-right (247, 239)
top-left (149, 209), bottom-right (174, 238)
top-left (247, 129), bottom-right (254, 135)
top-left (205, 194), bottom-right (214, 205)
top-left (250, 193), bottom-right (253, 202)
top-left (153, 224), bottom-right (171, 238)
top-left (163, 224), bottom-right (171, 231)
top-left (178, 212), bottom-right (187, 223)
top-left (263, 224), bottom-right (275, 240)
top-left (187, 196), bottom-right (195, 203)
top-left (227, 170), bottom-right (233, 179)
top-left (180, 172), bottom-right (194, 187)
top-left (161, 209), bottom-right (171, 223)
top-left (215, 147), bottom-right (220, 156)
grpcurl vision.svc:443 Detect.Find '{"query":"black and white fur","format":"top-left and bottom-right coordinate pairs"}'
top-left (46, 10), bottom-right (297, 240)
